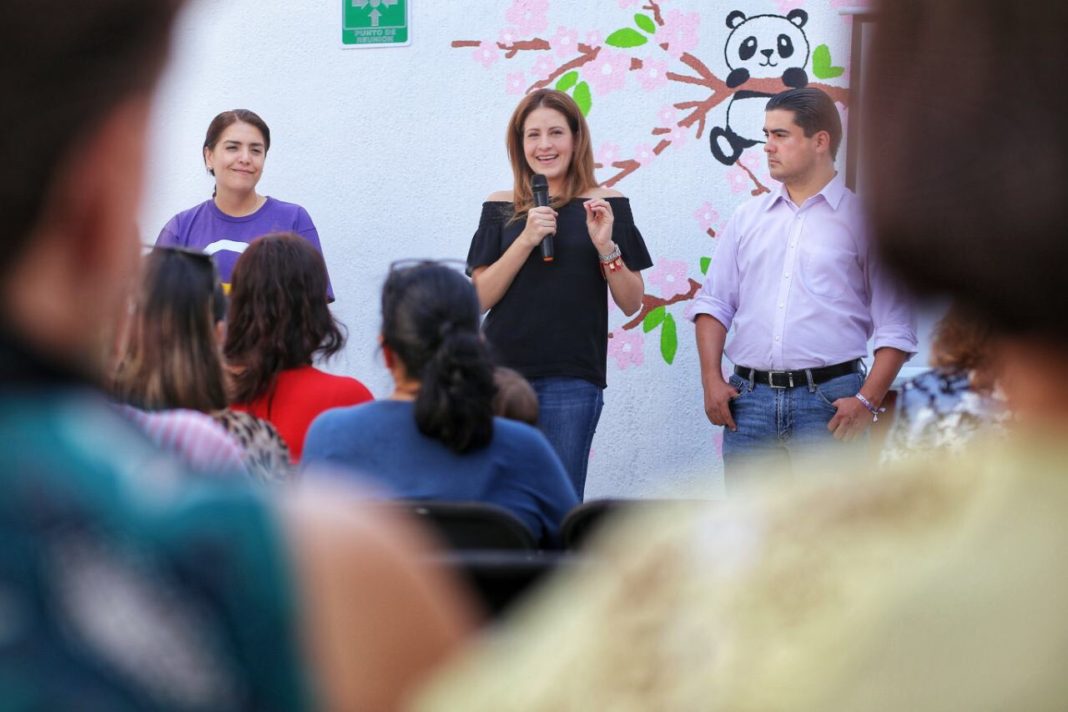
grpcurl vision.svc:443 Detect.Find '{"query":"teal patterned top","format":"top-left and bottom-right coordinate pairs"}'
top-left (0, 388), bottom-right (313, 711)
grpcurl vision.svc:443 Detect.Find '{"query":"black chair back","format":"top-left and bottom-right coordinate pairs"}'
top-left (397, 501), bottom-right (537, 551)
top-left (427, 551), bottom-right (578, 618)
top-left (561, 498), bottom-right (717, 550)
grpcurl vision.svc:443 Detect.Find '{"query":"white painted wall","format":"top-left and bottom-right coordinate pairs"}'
top-left (143, 0), bottom-right (907, 500)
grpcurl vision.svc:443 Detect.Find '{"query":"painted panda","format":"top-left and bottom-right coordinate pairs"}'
top-left (709, 9), bottom-right (810, 166)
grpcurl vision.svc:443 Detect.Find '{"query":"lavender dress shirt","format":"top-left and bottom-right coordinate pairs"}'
top-left (685, 175), bottom-right (916, 371)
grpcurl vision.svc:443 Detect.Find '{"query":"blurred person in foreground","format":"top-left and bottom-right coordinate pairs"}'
top-left (0, 2), bottom-right (473, 709)
top-left (414, 2), bottom-right (1068, 710)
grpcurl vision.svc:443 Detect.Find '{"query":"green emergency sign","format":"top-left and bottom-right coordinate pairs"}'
top-left (342, 0), bottom-right (410, 48)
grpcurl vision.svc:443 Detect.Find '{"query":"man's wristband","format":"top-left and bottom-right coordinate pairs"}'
top-left (854, 393), bottom-right (887, 422)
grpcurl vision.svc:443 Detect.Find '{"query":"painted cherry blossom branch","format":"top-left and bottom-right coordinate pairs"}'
top-left (528, 43), bottom-right (602, 92)
top-left (738, 162), bottom-right (771, 197)
top-left (610, 277), bottom-right (703, 336)
top-left (600, 50), bottom-right (849, 190)
top-left (450, 38), bottom-right (551, 60)
top-left (643, 1), bottom-right (666, 27)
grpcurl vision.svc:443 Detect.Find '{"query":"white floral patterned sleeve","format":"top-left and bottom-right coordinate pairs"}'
top-left (881, 368), bottom-right (1009, 464)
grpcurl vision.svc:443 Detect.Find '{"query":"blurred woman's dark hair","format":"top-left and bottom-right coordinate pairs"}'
top-left (0, 0), bottom-right (184, 278)
top-left (224, 232), bottom-right (345, 403)
top-left (113, 248), bottom-right (227, 412)
top-left (492, 367), bottom-right (539, 426)
top-left (865, 1), bottom-right (1068, 343)
top-left (382, 262), bottom-right (497, 453)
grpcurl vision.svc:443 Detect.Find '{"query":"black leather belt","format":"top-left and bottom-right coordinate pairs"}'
top-left (734, 360), bottom-right (861, 389)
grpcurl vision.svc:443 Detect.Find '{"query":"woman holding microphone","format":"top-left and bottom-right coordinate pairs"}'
top-left (156, 109), bottom-right (333, 297)
top-left (468, 89), bottom-right (652, 498)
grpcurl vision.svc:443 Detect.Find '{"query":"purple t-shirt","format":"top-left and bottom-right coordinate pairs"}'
top-left (155, 197), bottom-right (333, 297)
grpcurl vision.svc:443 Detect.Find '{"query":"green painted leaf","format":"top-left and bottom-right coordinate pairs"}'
top-left (642, 306), bottom-right (666, 333)
top-left (812, 44), bottom-right (845, 80)
top-left (605, 27), bottom-right (647, 48)
top-left (555, 71), bottom-right (579, 92)
top-left (634, 13), bottom-right (656, 35)
top-left (573, 81), bottom-right (592, 116)
top-left (699, 256), bottom-right (712, 275)
top-left (660, 314), bottom-right (678, 365)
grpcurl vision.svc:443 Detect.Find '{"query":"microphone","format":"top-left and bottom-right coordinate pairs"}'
top-left (531, 174), bottom-right (554, 262)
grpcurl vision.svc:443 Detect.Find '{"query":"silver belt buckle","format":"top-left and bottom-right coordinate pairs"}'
top-left (767, 370), bottom-right (793, 389)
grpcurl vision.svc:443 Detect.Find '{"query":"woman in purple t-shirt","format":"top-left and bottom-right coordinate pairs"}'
top-left (155, 109), bottom-right (332, 297)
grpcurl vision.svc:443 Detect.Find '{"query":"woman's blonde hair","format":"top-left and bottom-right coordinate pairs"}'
top-left (505, 89), bottom-right (598, 218)
top-left (930, 303), bottom-right (997, 394)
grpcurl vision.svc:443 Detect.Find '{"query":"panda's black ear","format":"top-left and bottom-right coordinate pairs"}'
top-left (787, 9), bottom-right (808, 28)
top-left (726, 10), bottom-right (747, 29)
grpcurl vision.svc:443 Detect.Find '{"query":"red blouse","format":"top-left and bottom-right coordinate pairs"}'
top-left (232, 365), bottom-right (373, 462)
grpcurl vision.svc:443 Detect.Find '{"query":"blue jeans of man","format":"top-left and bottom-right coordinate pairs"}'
top-left (530, 377), bottom-right (603, 500)
top-left (723, 370), bottom-right (865, 491)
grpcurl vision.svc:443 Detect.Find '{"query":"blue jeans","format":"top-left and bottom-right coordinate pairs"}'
top-left (723, 371), bottom-right (865, 492)
top-left (530, 377), bottom-right (604, 500)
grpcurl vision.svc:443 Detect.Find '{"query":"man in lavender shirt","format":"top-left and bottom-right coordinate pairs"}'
top-left (687, 88), bottom-right (916, 485)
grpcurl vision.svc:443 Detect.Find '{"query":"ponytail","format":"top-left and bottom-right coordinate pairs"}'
top-left (381, 263), bottom-right (497, 453)
top-left (414, 329), bottom-right (496, 453)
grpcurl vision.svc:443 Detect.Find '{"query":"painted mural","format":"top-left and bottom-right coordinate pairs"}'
top-left (453, 0), bottom-right (856, 371)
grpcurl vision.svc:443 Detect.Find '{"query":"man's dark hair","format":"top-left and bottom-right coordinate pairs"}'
top-left (865, 0), bottom-right (1068, 342)
top-left (0, 0), bottom-right (185, 278)
top-left (766, 87), bottom-right (843, 159)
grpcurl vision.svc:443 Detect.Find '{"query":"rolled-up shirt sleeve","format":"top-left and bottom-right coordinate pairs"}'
top-left (865, 237), bottom-right (918, 357)
top-left (685, 213), bottom-right (740, 329)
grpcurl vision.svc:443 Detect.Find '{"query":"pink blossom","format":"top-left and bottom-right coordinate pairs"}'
top-left (667, 124), bottom-right (688, 147)
top-left (657, 104), bottom-right (677, 126)
top-left (597, 142), bottom-right (621, 166)
top-left (553, 26), bottom-right (579, 57)
top-left (738, 148), bottom-right (774, 185)
top-left (473, 44), bottom-right (500, 69)
top-left (531, 55), bottom-right (555, 79)
top-left (505, 0), bottom-right (549, 36)
top-left (617, 0), bottom-right (639, 7)
top-left (726, 166), bottom-right (749, 194)
top-left (660, 10), bottom-right (700, 58)
top-left (773, 0), bottom-right (807, 13)
top-left (693, 202), bottom-right (720, 232)
top-left (498, 27), bottom-right (521, 46)
top-left (636, 58), bottom-right (669, 92)
top-left (738, 149), bottom-right (761, 171)
top-left (634, 143), bottom-right (656, 166)
top-left (584, 49), bottom-right (630, 94)
top-left (586, 30), bottom-right (603, 47)
top-left (608, 331), bottom-right (645, 370)
top-left (505, 72), bottom-right (526, 95)
top-left (646, 258), bottom-right (690, 299)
